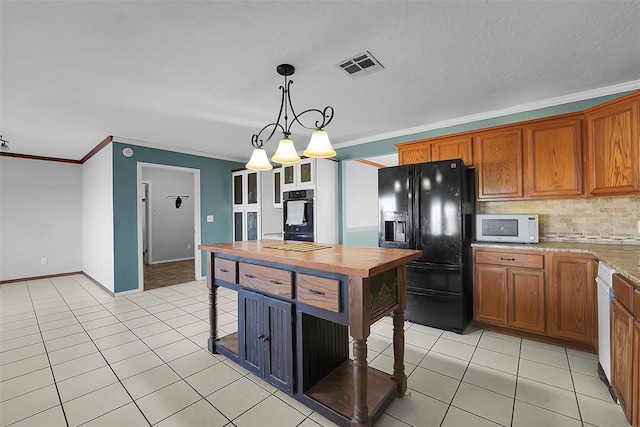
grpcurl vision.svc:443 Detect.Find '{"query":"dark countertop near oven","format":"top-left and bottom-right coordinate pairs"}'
top-left (471, 241), bottom-right (640, 287)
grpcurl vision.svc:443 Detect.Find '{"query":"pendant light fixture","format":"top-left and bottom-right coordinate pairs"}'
top-left (245, 64), bottom-right (336, 171)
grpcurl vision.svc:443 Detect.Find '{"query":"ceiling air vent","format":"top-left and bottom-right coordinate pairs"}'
top-left (337, 51), bottom-right (384, 79)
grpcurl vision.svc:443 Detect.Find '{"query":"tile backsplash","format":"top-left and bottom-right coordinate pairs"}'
top-left (479, 196), bottom-right (640, 244)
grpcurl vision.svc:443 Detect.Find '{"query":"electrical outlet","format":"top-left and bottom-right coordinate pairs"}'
top-left (187, 244), bottom-right (192, 250)
top-left (207, 215), bottom-right (214, 223)
top-left (41, 257), bottom-right (47, 265)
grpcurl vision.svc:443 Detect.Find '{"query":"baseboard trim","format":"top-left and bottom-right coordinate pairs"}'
top-left (0, 271), bottom-right (83, 285)
top-left (82, 273), bottom-right (114, 297)
top-left (148, 257), bottom-right (195, 265)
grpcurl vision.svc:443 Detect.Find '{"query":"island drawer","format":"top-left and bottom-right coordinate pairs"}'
top-left (613, 274), bottom-right (634, 313)
top-left (475, 250), bottom-right (544, 269)
top-left (214, 258), bottom-right (237, 283)
top-left (297, 274), bottom-right (340, 313)
top-left (239, 263), bottom-right (292, 298)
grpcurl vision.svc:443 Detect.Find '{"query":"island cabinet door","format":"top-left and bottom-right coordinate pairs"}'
top-left (238, 289), bottom-right (294, 394)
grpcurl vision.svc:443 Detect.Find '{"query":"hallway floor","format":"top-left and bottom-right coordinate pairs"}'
top-left (0, 275), bottom-right (630, 426)
top-left (143, 260), bottom-right (195, 291)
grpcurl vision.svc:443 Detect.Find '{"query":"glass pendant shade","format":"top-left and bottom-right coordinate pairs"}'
top-left (271, 138), bottom-right (301, 164)
top-left (303, 130), bottom-right (336, 158)
top-left (245, 148), bottom-right (273, 171)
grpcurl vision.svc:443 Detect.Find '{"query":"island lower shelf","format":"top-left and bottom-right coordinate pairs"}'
top-left (214, 334), bottom-right (399, 423)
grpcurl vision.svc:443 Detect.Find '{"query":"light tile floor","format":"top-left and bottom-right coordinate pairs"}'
top-left (0, 275), bottom-right (630, 426)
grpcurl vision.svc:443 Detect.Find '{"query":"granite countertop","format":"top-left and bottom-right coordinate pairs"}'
top-left (471, 241), bottom-right (640, 287)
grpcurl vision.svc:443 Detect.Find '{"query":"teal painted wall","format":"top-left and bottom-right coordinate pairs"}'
top-left (112, 141), bottom-right (243, 293)
top-left (336, 91), bottom-right (633, 244)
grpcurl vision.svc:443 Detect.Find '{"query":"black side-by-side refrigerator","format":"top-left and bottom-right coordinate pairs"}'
top-left (378, 159), bottom-right (475, 333)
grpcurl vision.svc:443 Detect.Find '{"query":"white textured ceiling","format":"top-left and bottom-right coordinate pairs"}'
top-left (1, 1), bottom-right (639, 162)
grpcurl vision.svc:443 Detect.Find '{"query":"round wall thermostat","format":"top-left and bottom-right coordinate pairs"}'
top-left (122, 147), bottom-right (134, 158)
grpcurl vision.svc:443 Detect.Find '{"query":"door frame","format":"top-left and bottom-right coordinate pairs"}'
top-left (136, 162), bottom-right (202, 292)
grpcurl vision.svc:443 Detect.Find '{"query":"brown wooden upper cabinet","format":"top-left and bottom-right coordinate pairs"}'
top-left (523, 116), bottom-right (584, 198)
top-left (397, 139), bottom-right (431, 165)
top-left (473, 128), bottom-right (524, 199)
top-left (431, 135), bottom-right (473, 165)
top-left (397, 135), bottom-right (473, 166)
top-left (585, 96), bottom-right (640, 196)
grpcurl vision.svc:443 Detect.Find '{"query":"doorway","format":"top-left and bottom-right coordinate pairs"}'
top-left (136, 163), bottom-right (202, 292)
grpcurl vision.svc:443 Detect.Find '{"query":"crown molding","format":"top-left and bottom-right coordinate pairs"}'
top-left (334, 79), bottom-right (640, 150)
top-left (111, 136), bottom-right (245, 163)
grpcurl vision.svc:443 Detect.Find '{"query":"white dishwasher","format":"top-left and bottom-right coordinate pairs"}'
top-left (596, 260), bottom-right (615, 395)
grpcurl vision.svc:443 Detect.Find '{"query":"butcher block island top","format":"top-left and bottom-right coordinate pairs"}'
top-left (199, 240), bottom-right (422, 278)
top-left (199, 241), bottom-right (422, 427)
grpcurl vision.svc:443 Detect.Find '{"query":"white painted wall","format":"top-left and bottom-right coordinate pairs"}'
top-left (142, 167), bottom-right (194, 263)
top-left (0, 156), bottom-right (83, 281)
top-left (82, 144), bottom-right (114, 291)
top-left (345, 160), bottom-right (379, 228)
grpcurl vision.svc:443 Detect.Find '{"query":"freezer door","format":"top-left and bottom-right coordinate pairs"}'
top-left (406, 262), bottom-right (464, 293)
top-left (405, 290), bottom-right (470, 333)
top-left (415, 160), bottom-right (464, 264)
top-left (378, 165), bottom-right (414, 249)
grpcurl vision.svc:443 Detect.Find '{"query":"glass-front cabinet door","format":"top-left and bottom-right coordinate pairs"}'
top-left (273, 168), bottom-right (282, 208)
top-left (233, 173), bottom-right (243, 205)
top-left (298, 158), bottom-right (314, 187)
top-left (247, 171), bottom-right (259, 205)
top-left (232, 169), bottom-right (261, 241)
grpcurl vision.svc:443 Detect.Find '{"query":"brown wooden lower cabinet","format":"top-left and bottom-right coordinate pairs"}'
top-left (611, 297), bottom-right (634, 425)
top-left (633, 320), bottom-right (640, 427)
top-left (473, 249), bottom-right (545, 334)
top-left (548, 255), bottom-right (597, 346)
top-left (473, 248), bottom-right (597, 351)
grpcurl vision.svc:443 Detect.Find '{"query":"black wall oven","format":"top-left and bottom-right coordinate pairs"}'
top-left (283, 190), bottom-right (314, 242)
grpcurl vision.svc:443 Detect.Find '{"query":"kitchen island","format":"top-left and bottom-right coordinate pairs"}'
top-left (199, 240), bottom-right (422, 427)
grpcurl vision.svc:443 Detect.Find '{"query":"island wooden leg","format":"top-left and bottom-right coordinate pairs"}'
top-left (352, 338), bottom-right (371, 427)
top-left (391, 309), bottom-right (407, 395)
top-left (392, 264), bottom-right (407, 394)
top-left (207, 254), bottom-right (219, 353)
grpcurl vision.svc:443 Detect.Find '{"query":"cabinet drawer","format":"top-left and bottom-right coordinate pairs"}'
top-left (239, 263), bottom-right (292, 298)
top-left (297, 274), bottom-right (340, 313)
top-left (214, 258), bottom-right (237, 283)
top-left (613, 274), bottom-right (634, 313)
top-left (475, 251), bottom-right (544, 269)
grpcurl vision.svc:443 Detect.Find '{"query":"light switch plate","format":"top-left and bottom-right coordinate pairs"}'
top-left (207, 215), bottom-right (214, 223)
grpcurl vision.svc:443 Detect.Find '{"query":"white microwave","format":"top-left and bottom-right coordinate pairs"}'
top-left (476, 214), bottom-right (539, 243)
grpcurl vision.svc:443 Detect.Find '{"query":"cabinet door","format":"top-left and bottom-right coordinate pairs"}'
top-left (611, 298), bottom-right (634, 424)
top-left (273, 169), bottom-right (282, 208)
top-left (233, 172), bottom-right (244, 205)
top-left (548, 256), bottom-right (596, 344)
top-left (263, 296), bottom-right (294, 394)
top-left (507, 268), bottom-right (546, 333)
top-left (398, 143), bottom-right (431, 165)
top-left (524, 117), bottom-right (583, 198)
top-left (298, 158), bottom-right (315, 188)
top-left (233, 211), bottom-right (244, 242)
top-left (246, 171), bottom-right (260, 206)
top-left (474, 265), bottom-right (508, 326)
top-left (585, 99), bottom-right (640, 196)
top-left (474, 129), bottom-right (524, 199)
top-left (239, 290), bottom-right (264, 376)
top-left (283, 165), bottom-right (295, 187)
top-left (431, 136), bottom-right (473, 166)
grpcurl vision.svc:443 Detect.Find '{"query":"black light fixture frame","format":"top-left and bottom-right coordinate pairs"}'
top-left (250, 64), bottom-right (334, 149)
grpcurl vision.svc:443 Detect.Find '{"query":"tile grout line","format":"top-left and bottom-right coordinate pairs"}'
top-left (12, 278), bottom-right (71, 427)
top-left (509, 334), bottom-right (523, 427)
top-left (43, 276), bottom-right (154, 427)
